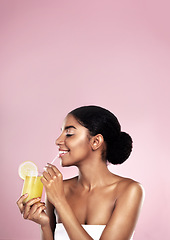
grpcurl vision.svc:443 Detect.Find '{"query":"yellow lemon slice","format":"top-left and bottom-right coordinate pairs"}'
top-left (18, 161), bottom-right (38, 180)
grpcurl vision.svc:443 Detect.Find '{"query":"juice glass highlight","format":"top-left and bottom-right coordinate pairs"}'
top-left (22, 174), bottom-right (43, 203)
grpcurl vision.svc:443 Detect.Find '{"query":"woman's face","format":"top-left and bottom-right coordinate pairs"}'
top-left (55, 114), bottom-right (92, 167)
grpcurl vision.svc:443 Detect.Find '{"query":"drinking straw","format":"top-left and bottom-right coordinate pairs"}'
top-left (50, 155), bottom-right (59, 165)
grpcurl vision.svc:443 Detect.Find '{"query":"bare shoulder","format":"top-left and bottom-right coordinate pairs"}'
top-left (115, 176), bottom-right (145, 203)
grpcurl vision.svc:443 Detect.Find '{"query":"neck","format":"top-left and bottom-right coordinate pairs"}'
top-left (77, 157), bottom-right (112, 190)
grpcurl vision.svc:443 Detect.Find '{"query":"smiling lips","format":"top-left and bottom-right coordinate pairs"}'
top-left (58, 150), bottom-right (69, 158)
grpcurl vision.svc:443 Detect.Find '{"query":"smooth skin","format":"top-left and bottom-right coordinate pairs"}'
top-left (17, 114), bottom-right (144, 240)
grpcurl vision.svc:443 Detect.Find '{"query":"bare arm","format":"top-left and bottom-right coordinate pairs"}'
top-left (16, 194), bottom-right (54, 240)
top-left (41, 198), bottom-right (56, 240)
top-left (42, 164), bottom-right (94, 240)
top-left (100, 182), bottom-right (144, 240)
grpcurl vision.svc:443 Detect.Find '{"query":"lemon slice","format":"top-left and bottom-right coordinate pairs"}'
top-left (18, 161), bottom-right (38, 180)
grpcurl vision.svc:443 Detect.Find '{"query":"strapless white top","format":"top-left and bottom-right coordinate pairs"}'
top-left (55, 223), bottom-right (106, 240)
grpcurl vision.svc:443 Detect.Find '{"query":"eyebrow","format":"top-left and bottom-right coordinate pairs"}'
top-left (65, 125), bottom-right (76, 130)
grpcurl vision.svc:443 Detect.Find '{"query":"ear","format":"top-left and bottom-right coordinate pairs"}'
top-left (90, 134), bottom-right (104, 151)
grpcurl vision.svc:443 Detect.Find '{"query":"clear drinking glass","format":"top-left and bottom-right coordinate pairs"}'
top-left (22, 173), bottom-right (43, 203)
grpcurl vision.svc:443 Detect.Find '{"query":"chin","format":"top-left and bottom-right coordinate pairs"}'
top-left (60, 159), bottom-right (72, 167)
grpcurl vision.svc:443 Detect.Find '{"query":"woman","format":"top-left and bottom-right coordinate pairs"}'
top-left (17, 105), bottom-right (144, 240)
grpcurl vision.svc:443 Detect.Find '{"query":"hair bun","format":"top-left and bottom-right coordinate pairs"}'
top-left (107, 132), bottom-right (133, 165)
top-left (69, 105), bottom-right (133, 165)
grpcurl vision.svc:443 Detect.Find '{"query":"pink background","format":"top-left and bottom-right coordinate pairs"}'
top-left (1, 1), bottom-right (170, 239)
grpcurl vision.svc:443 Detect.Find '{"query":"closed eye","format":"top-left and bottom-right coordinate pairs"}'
top-left (66, 134), bottom-right (74, 137)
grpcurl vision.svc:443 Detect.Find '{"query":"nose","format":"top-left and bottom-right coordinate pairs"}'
top-left (55, 133), bottom-right (64, 146)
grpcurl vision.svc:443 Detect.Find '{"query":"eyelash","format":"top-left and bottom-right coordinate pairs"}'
top-left (66, 134), bottom-right (74, 137)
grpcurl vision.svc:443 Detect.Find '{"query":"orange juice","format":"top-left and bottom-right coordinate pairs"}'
top-left (22, 175), bottom-right (43, 203)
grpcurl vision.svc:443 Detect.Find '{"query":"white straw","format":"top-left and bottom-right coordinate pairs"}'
top-left (50, 155), bottom-right (59, 165)
top-left (43, 155), bottom-right (59, 171)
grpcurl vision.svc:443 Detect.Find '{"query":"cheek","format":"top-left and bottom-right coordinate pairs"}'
top-left (66, 135), bottom-right (91, 152)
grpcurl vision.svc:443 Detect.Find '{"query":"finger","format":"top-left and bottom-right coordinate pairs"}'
top-left (45, 166), bottom-right (56, 177)
top-left (29, 205), bottom-right (46, 220)
top-left (25, 197), bottom-right (41, 207)
top-left (34, 205), bottom-right (46, 216)
top-left (41, 170), bottom-right (55, 188)
top-left (29, 202), bottom-right (45, 215)
top-left (16, 193), bottom-right (29, 205)
top-left (41, 175), bottom-right (47, 185)
top-left (47, 163), bottom-right (62, 177)
top-left (23, 198), bottom-right (41, 219)
top-left (16, 194), bottom-right (28, 213)
top-left (42, 170), bottom-right (52, 181)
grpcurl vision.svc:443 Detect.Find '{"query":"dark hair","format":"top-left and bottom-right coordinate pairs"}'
top-left (69, 105), bottom-right (133, 165)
